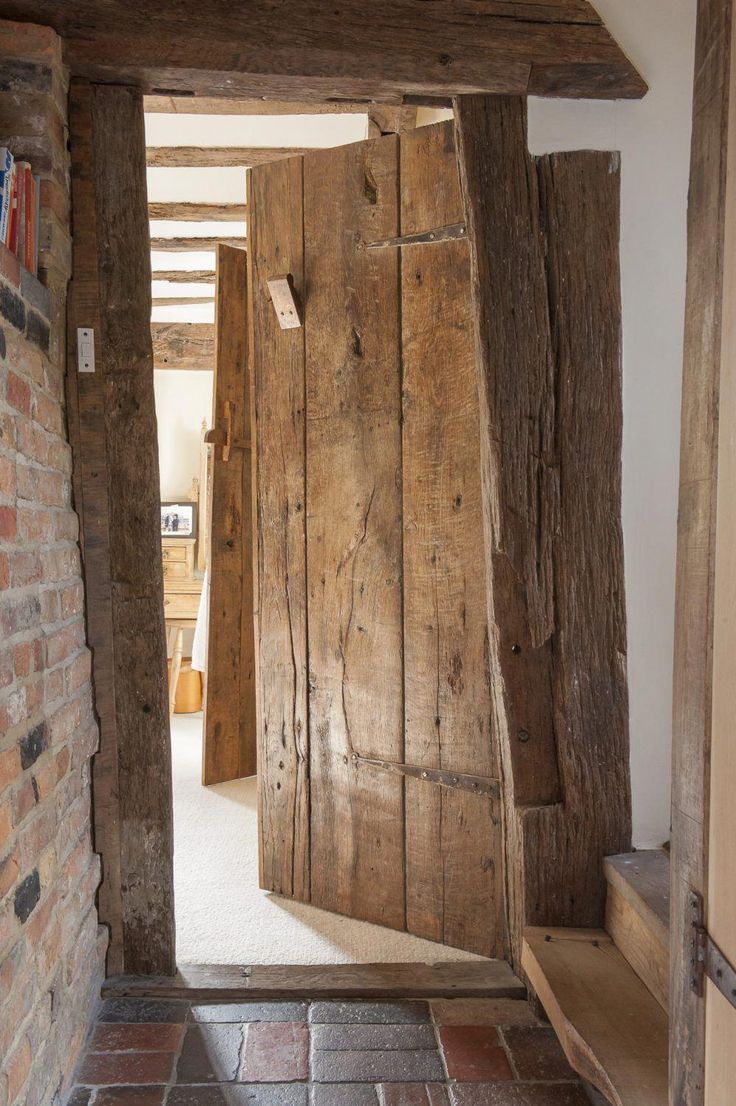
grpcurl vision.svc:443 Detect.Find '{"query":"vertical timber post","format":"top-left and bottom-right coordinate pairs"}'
top-left (67, 80), bottom-right (175, 975)
top-left (454, 94), bottom-right (631, 965)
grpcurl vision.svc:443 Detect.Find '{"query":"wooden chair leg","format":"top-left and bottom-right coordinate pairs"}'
top-left (169, 626), bottom-right (184, 718)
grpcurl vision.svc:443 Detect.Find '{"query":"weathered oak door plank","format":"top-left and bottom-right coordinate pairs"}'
top-left (249, 156), bottom-right (310, 902)
top-left (203, 244), bottom-right (257, 785)
top-left (400, 122), bottom-right (503, 957)
top-left (304, 138), bottom-right (406, 930)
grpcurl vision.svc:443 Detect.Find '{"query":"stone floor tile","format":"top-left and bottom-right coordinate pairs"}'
top-left (311, 1049), bottom-right (444, 1083)
top-left (168, 1086), bottom-right (309, 1105)
top-left (379, 1083), bottom-right (450, 1105)
top-left (191, 1003), bottom-right (308, 1023)
top-left (76, 1052), bottom-right (175, 1085)
top-left (93, 1089), bottom-right (167, 1106)
top-left (500, 1027), bottom-right (577, 1081)
top-left (430, 1000), bottom-right (540, 1028)
top-left (312, 1023), bottom-right (437, 1051)
top-left (310, 1084), bottom-right (379, 1105)
top-left (438, 1027), bottom-right (512, 1083)
top-left (240, 1021), bottom-right (309, 1082)
top-left (97, 998), bottom-right (189, 1024)
top-left (309, 1003), bottom-right (430, 1025)
top-left (449, 1084), bottom-right (590, 1106)
top-left (66, 1091), bottom-right (92, 1106)
top-left (89, 1022), bottom-right (184, 1052)
top-left (176, 1023), bottom-right (244, 1083)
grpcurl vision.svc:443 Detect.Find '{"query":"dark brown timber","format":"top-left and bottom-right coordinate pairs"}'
top-left (0, 1), bottom-right (646, 101)
top-left (454, 95), bottom-right (630, 965)
top-left (68, 81), bottom-right (175, 975)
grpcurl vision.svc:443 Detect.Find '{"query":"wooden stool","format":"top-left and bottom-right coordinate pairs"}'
top-left (166, 618), bottom-right (196, 718)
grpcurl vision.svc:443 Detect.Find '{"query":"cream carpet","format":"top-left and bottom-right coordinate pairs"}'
top-left (171, 713), bottom-right (487, 966)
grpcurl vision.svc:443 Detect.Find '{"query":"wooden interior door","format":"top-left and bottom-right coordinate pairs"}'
top-left (202, 243), bottom-right (257, 785)
top-left (249, 123), bottom-right (505, 957)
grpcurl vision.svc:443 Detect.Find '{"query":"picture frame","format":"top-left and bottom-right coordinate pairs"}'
top-left (160, 501), bottom-right (197, 539)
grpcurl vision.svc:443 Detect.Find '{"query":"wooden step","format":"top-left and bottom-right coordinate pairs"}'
top-left (522, 927), bottom-right (668, 1106)
top-left (604, 850), bottom-right (669, 1011)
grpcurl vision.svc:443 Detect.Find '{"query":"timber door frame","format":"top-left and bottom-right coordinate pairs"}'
top-left (56, 12), bottom-right (646, 977)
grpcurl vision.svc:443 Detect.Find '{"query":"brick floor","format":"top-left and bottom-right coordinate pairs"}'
top-left (68, 997), bottom-right (591, 1105)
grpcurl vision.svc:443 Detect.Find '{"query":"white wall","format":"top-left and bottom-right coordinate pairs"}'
top-left (154, 369), bottom-right (213, 500)
top-left (527, 0), bottom-right (696, 848)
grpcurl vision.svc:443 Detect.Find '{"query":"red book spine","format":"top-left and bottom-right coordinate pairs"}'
top-left (24, 167), bottom-right (35, 273)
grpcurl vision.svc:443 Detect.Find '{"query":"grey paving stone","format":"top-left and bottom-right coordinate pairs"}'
top-left (310, 1085), bottom-right (379, 1105)
top-left (65, 1091), bottom-right (92, 1106)
top-left (309, 1003), bottom-right (430, 1026)
top-left (449, 1084), bottom-right (589, 1106)
top-left (97, 998), bottom-right (190, 1023)
top-left (312, 1049), bottom-right (444, 1083)
top-left (176, 1024), bottom-right (244, 1083)
top-left (380, 1086), bottom-right (449, 1106)
top-left (191, 1003), bottom-right (308, 1023)
top-left (168, 1086), bottom-right (309, 1105)
top-left (312, 1024), bottom-right (437, 1051)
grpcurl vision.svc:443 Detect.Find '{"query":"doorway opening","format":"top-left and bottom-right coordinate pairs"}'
top-left (149, 100), bottom-right (492, 967)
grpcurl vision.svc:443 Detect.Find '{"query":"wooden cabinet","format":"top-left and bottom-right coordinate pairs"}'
top-left (162, 538), bottom-right (201, 620)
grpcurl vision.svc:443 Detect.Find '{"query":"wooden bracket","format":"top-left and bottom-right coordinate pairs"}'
top-left (204, 400), bottom-right (249, 462)
top-left (267, 275), bottom-right (302, 329)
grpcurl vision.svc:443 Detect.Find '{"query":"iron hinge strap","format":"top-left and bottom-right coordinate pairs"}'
top-left (353, 754), bottom-right (500, 799)
top-left (690, 890), bottom-right (736, 1008)
top-left (366, 223), bottom-right (468, 250)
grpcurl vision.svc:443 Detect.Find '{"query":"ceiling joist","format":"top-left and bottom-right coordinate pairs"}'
top-left (150, 236), bottom-right (246, 252)
top-left (151, 322), bottom-right (214, 369)
top-left (0, 2), bottom-right (646, 101)
top-left (147, 147), bottom-right (308, 168)
top-left (149, 202), bottom-right (247, 221)
top-left (152, 270), bottom-right (215, 283)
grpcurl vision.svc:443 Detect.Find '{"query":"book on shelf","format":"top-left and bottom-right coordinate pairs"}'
top-left (0, 149), bottom-right (41, 276)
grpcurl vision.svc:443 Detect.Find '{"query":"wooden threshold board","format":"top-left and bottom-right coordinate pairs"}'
top-left (522, 927), bottom-right (668, 1106)
top-left (103, 961), bottom-right (525, 1001)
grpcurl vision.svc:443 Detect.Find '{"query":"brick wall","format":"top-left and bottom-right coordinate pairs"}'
top-left (0, 21), bottom-right (106, 1106)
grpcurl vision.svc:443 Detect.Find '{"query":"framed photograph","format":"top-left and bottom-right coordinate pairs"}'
top-left (161, 502), bottom-right (197, 539)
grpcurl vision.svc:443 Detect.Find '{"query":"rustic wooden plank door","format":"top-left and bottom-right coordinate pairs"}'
top-left (202, 243), bottom-right (257, 785)
top-left (249, 124), bottom-right (505, 957)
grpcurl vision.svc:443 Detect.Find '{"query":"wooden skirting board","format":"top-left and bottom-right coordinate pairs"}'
top-left (522, 928), bottom-right (668, 1106)
top-left (103, 961), bottom-right (526, 1002)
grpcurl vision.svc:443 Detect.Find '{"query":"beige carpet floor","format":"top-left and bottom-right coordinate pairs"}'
top-left (171, 712), bottom-right (487, 966)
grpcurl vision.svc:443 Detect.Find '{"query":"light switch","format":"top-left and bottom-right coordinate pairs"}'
top-left (77, 327), bottom-right (95, 373)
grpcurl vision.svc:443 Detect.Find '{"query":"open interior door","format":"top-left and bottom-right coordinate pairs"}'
top-left (202, 243), bottom-right (257, 785)
top-left (248, 123), bottom-right (505, 956)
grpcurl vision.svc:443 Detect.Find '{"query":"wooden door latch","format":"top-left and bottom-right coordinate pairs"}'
top-left (690, 890), bottom-right (736, 1008)
top-left (205, 401), bottom-right (249, 462)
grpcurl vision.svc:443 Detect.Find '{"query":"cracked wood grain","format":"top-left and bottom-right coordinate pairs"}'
top-left (250, 155), bottom-right (310, 902)
top-left (304, 136), bottom-right (406, 930)
top-left (400, 121), bottom-right (505, 958)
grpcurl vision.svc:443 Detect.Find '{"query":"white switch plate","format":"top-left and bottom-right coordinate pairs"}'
top-left (77, 327), bottom-right (95, 373)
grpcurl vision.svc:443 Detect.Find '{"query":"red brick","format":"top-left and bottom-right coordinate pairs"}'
top-left (0, 747), bottom-right (21, 792)
top-left (0, 805), bottom-right (12, 849)
top-left (6, 1034), bottom-right (31, 1102)
top-left (60, 582), bottom-right (84, 619)
top-left (0, 241), bottom-right (21, 286)
top-left (16, 419), bottom-right (49, 465)
top-left (0, 843), bottom-right (20, 898)
top-left (45, 622), bottom-right (85, 667)
top-left (90, 1023), bottom-right (185, 1053)
top-left (10, 549), bottom-right (43, 587)
top-left (239, 1021), bottom-right (309, 1082)
top-left (0, 552), bottom-right (9, 589)
top-left (0, 453), bottom-right (15, 496)
top-left (7, 371), bottom-right (32, 417)
top-left (0, 504), bottom-right (17, 539)
top-left (438, 1026), bottom-right (514, 1083)
top-left (13, 778), bottom-right (38, 827)
top-left (65, 651), bottom-right (91, 695)
top-left (0, 686), bottom-right (27, 730)
top-left (18, 505), bottom-right (53, 542)
top-left (76, 1052), bottom-right (175, 1086)
top-left (33, 390), bottom-right (63, 435)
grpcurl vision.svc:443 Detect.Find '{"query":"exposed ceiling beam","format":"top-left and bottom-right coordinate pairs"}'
top-left (150, 237), bottom-right (246, 252)
top-left (147, 147), bottom-right (309, 168)
top-left (144, 96), bottom-right (401, 114)
top-left (148, 202), bottom-right (247, 220)
top-left (151, 322), bottom-right (214, 369)
top-left (0, 2), bottom-right (647, 101)
top-left (152, 270), bottom-right (215, 283)
top-left (152, 297), bottom-right (214, 306)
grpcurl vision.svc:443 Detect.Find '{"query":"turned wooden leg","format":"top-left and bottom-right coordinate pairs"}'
top-left (169, 626), bottom-right (184, 718)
